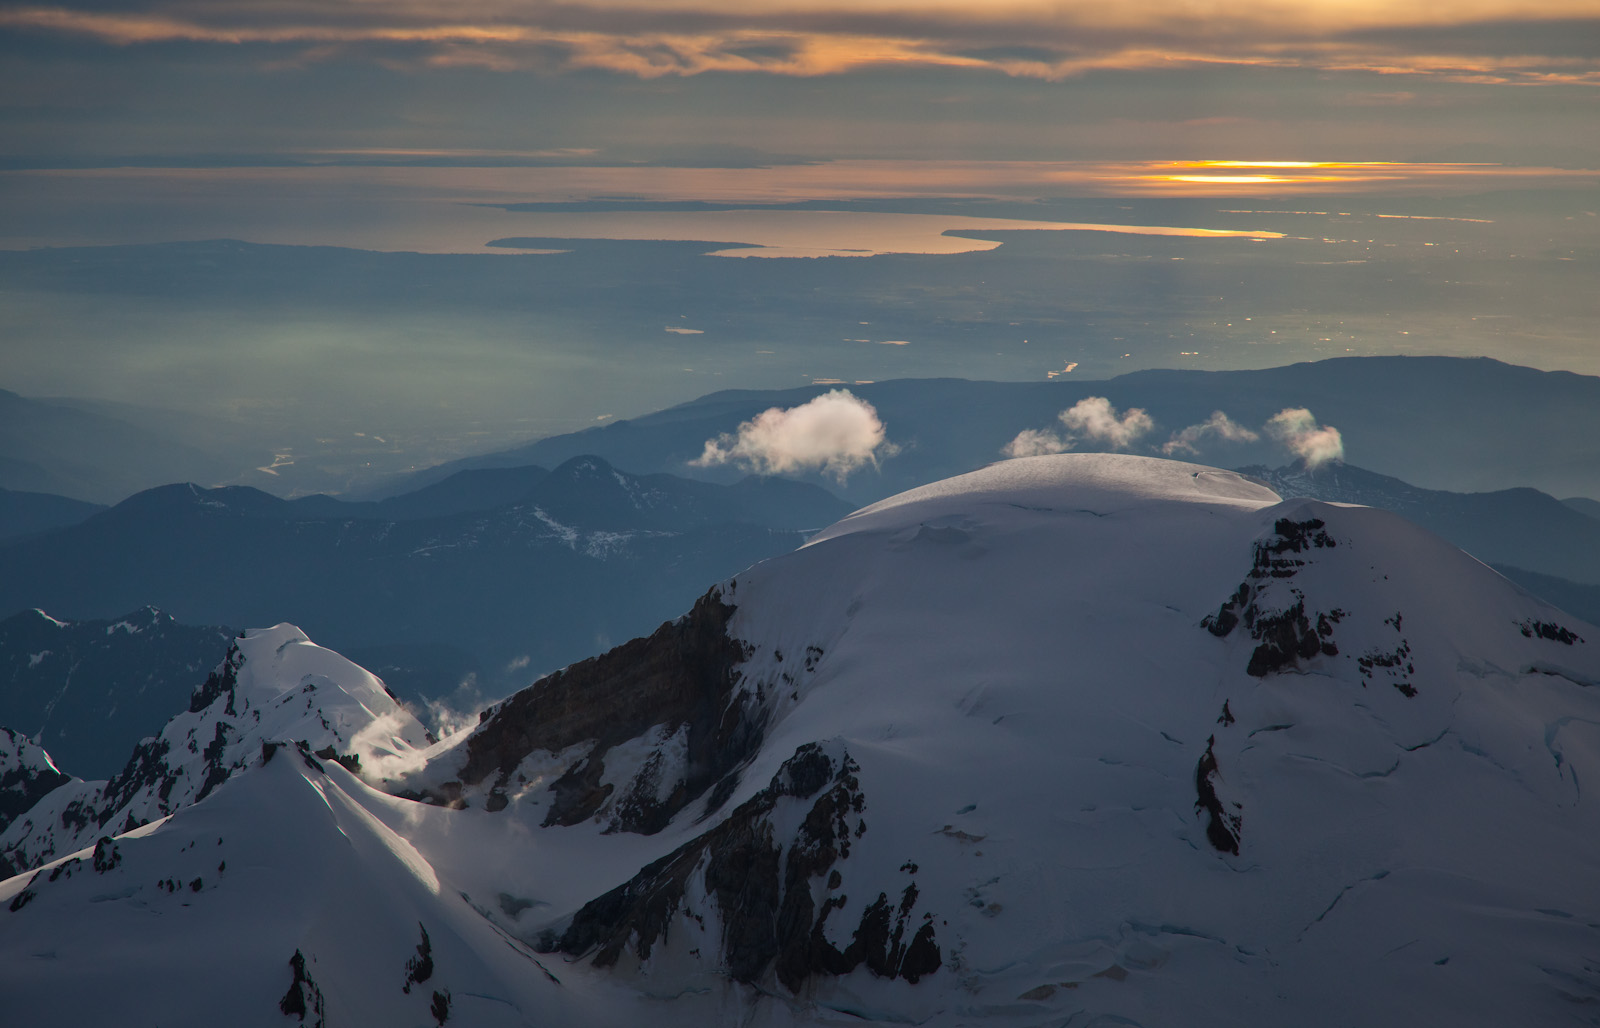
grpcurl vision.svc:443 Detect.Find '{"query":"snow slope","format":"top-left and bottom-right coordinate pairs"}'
top-left (0, 748), bottom-right (635, 1027)
top-left (4, 453), bottom-right (1599, 1026)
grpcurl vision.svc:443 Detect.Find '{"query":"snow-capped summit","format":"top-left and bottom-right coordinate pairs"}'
top-left (4, 453), bottom-right (1599, 1026)
top-left (811, 452), bottom-right (1281, 541)
top-left (0, 623), bottom-right (431, 873)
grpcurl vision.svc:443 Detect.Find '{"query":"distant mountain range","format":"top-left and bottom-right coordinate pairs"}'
top-left (370, 357), bottom-right (1600, 506)
top-left (0, 607), bottom-right (233, 780)
top-left (0, 389), bottom-right (242, 504)
top-left (8, 357), bottom-right (1600, 510)
top-left (0, 455), bottom-right (852, 719)
top-left (0, 487), bottom-right (103, 543)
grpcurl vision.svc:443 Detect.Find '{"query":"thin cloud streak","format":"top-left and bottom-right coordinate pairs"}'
top-left (8, 161), bottom-right (1592, 205)
top-left (3, 3), bottom-right (1597, 84)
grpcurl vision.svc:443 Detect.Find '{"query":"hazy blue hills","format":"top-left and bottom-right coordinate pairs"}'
top-left (9, 354), bottom-right (1600, 511)
top-left (0, 456), bottom-right (851, 707)
top-left (1487, 567), bottom-right (1600, 629)
top-left (0, 607), bottom-right (233, 779)
top-left (0, 389), bottom-right (240, 504)
top-left (0, 488), bottom-right (104, 543)
top-left (386, 356), bottom-right (1600, 506)
top-left (1564, 496), bottom-right (1600, 521)
top-left (288, 464), bottom-right (553, 521)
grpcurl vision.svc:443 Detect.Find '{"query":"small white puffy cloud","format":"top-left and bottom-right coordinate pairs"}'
top-left (1162, 410), bottom-right (1261, 455)
top-left (1000, 396), bottom-right (1153, 459)
top-left (1002, 398), bottom-right (1344, 469)
top-left (1265, 407), bottom-right (1344, 467)
top-left (1002, 427), bottom-right (1071, 458)
top-left (1058, 396), bottom-right (1154, 450)
top-left (692, 388), bottom-right (895, 481)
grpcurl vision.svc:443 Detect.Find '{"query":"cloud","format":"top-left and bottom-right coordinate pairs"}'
top-left (1002, 427), bottom-right (1070, 458)
top-left (1162, 410), bottom-right (1260, 455)
top-left (1004, 401), bottom-right (1344, 468)
top-left (692, 388), bottom-right (894, 481)
top-left (1265, 407), bottom-right (1345, 467)
top-left (4, 3), bottom-right (1595, 84)
top-left (1001, 396), bottom-right (1152, 458)
top-left (1059, 396), bottom-right (1154, 449)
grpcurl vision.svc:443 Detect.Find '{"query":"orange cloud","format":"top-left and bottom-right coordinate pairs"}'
top-left (2, 2), bottom-right (1598, 84)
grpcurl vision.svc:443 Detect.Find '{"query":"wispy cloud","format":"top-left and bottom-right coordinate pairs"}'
top-left (692, 388), bottom-right (895, 481)
top-left (1002, 427), bottom-right (1070, 458)
top-left (3, 2), bottom-right (1596, 84)
top-left (1162, 411), bottom-right (1260, 455)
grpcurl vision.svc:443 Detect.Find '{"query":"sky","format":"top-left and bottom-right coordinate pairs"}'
top-left (3, 0), bottom-right (1598, 166)
top-left (1, 0), bottom-right (1597, 496)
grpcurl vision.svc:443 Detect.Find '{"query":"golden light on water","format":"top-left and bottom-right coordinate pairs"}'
top-left (1, 159), bottom-right (1593, 253)
top-left (1122, 159), bottom-right (1586, 195)
top-left (1163, 175), bottom-right (1304, 184)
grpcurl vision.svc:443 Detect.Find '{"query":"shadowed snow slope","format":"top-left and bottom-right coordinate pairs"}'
top-left (4, 453), bottom-right (1600, 1027)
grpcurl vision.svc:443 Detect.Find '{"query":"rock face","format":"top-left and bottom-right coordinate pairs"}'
top-left (418, 587), bottom-right (762, 833)
top-left (1202, 517), bottom-right (1347, 678)
top-left (543, 741), bottom-right (941, 991)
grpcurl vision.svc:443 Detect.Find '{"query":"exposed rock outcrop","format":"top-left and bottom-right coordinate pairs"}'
top-left (542, 742), bottom-right (941, 992)
top-left (1204, 517), bottom-right (1346, 677)
top-left (420, 586), bottom-right (767, 833)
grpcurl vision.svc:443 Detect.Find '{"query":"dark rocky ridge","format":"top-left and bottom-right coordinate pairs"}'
top-left (420, 586), bottom-right (766, 833)
top-left (1194, 735), bottom-right (1242, 855)
top-left (1204, 517), bottom-right (1348, 679)
top-left (542, 742), bottom-right (941, 992)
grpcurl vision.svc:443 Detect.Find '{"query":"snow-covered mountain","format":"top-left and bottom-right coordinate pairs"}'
top-left (3, 453), bottom-right (1599, 1026)
top-left (0, 623), bottom-right (431, 874)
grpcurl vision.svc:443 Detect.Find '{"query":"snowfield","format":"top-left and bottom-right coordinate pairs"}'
top-left (3, 453), bottom-right (1598, 1027)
